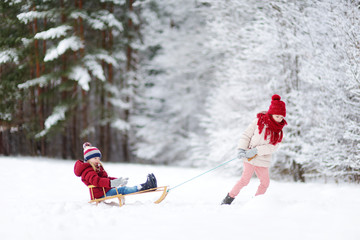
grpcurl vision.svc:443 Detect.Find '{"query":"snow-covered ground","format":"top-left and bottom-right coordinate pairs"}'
top-left (1, 156), bottom-right (360, 240)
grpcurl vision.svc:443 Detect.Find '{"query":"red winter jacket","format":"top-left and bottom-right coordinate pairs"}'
top-left (74, 160), bottom-right (116, 199)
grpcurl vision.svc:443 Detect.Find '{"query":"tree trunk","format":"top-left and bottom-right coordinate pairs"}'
top-left (61, 0), bottom-right (68, 159)
top-left (78, 0), bottom-right (88, 149)
top-left (106, 14), bottom-right (113, 161)
top-left (122, 0), bottom-right (134, 162)
top-left (69, 0), bottom-right (84, 159)
top-left (36, 15), bottom-right (46, 156)
top-left (99, 15), bottom-right (107, 160)
top-left (291, 160), bottom-right (305, 182)
top-left (0, 126), bottom-right (8, 155)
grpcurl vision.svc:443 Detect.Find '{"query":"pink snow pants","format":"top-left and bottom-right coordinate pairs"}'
top-left (229, 162), bottom-right (270, 198)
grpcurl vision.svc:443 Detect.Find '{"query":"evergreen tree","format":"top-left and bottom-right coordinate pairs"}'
top-left (0, 0), bottom-right (138, 161)
top-left (0, 0), bottom-right (30, 155)
top-left (131, 0), bottom-right (214, 164)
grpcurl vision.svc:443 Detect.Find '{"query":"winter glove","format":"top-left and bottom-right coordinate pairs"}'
top-left (237, 149), bottom-right (246, 159)
top-left (110, 177), bottom-right (129, 188)
top-left (245, 148), bottom-right (258, 159)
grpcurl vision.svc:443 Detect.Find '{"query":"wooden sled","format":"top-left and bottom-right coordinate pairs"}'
top-left (88, 185), bottom-right (169, 207)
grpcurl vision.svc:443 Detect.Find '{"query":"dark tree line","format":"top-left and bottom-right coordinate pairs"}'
top-left (0, 0), bottom-right (141, 161)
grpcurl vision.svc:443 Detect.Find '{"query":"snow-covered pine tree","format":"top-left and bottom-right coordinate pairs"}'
top-left (131, 0), bottom-right (214, 164)
top-left (189, 0), bottom-right (280, 171)
top-left (264, 0), bottom-right (311, 182)
top-left (188, 0), bottom-right (360, 182)
top-left (249, 0), bottom-right (360, 182)
top-left (0, 0), bottom-right (31, 155)
top-left (337, 1), bottom-right (360, 182)
top-left (302, 0), bottom-right (360, 182)
top-left (1, 0), bottom-right (136, 161)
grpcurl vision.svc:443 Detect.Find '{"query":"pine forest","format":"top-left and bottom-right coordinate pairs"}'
top-left (1, 0), bottom-right (359, 183)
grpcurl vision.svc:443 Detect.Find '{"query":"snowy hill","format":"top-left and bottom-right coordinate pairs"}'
top-left (1, 156), bottom-right (359, 240)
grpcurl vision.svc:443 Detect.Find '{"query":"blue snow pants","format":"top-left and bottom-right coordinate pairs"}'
top-left (103, 186), bottom-right (138, 197)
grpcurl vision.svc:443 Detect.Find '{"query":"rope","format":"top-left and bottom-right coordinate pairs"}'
top-left (167, 157), bottom-right (238, 192)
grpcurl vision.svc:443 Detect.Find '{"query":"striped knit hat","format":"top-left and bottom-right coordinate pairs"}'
top-left (83, 142), bottom-right (101, 162)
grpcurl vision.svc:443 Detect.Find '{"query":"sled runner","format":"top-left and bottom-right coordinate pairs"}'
top-left (88, 185), bottom-right (169, 207)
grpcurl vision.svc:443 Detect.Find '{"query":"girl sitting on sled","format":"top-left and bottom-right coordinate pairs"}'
top-left (74, 142), bottom-right (157, 200)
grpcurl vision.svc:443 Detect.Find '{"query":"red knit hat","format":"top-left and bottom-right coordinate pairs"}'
top-left (268, 94), bottom-right (286, 117)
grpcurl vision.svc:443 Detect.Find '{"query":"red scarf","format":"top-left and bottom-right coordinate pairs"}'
top-left (257, 112), bottom-right (287, 145)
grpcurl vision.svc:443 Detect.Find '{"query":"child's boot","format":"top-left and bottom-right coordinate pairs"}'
top-left (140, 173), bottom-right (157, 191)
top-left (149, 173), bottom-right (157, 188)
top-left (221, 193), bottom-right (235, 205)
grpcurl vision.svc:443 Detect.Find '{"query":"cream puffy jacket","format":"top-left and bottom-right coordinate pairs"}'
top-left (237, 118), bottom-right (281, 167)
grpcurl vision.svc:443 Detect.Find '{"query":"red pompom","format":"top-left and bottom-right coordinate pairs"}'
top-left (272, 94), bottom-right (281, 101)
